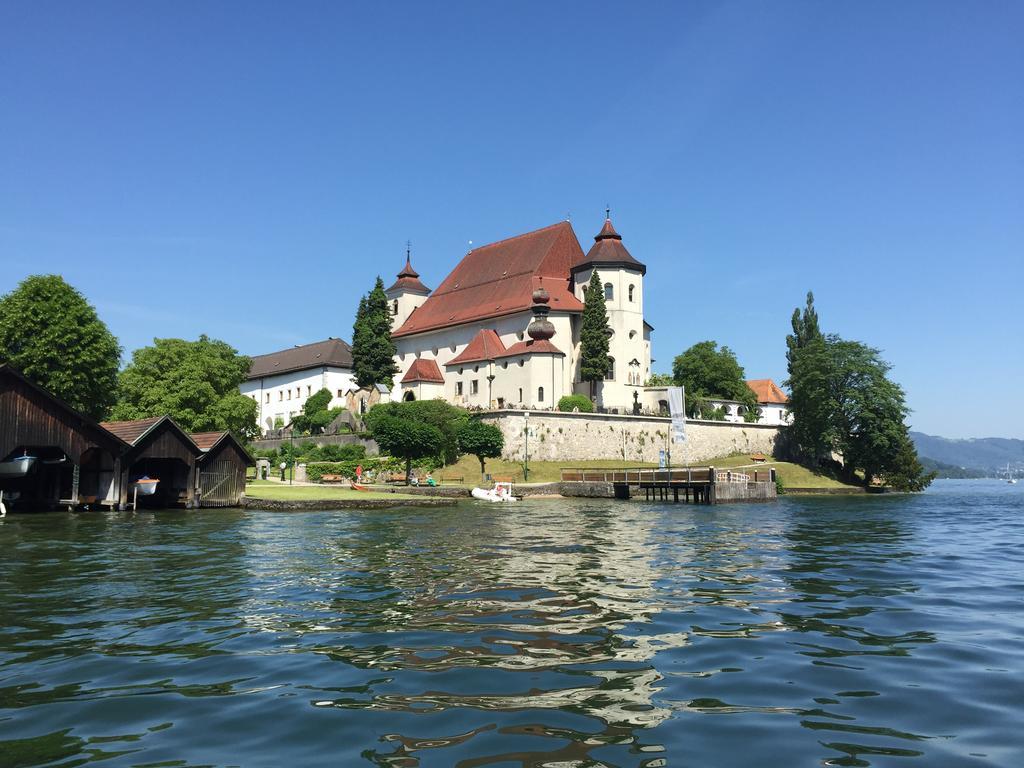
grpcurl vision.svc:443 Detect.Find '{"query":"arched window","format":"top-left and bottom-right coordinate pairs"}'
top-left (604, 282), bottom-right (614, 301)
top-left (392, 300), bottom-right (399, 315)
top-left (605, 357), bottom-right (615, 381)
top-left (628, 284), bottom-right (635, 302)
top-left (537, 386), bottom-right (544, 403)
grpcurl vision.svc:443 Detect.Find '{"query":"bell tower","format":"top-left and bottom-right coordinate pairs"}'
top-left (384, 243), bottom-right (431, 332)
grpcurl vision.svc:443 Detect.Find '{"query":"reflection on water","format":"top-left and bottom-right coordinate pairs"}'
top-left (1, 480), bottom-right (1023, 766)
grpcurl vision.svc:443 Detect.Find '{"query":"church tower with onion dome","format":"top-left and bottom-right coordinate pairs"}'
top-left (385, 244), bottom-right (431, 332)
top-left (570, 211), bottom-right (651, 407)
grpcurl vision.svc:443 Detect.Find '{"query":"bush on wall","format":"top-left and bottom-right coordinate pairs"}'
top-left (557, 395), bottom-right (594, 413)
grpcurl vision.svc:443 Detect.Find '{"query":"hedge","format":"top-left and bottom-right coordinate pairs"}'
top-left (557, 394), bottom-right (594, 413)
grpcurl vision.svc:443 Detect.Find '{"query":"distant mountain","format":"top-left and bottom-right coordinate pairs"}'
top-left (911, 431), bottom-right (1024, 471)
top-left (919, 456), bottom-right (986, 479)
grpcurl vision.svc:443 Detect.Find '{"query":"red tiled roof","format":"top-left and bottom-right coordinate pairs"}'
top-left (386, 256), bottom-right (431, 295)
top-left (500, 338), bottom-right (565, 357)
top-left (191, 431), bottom-right (228, 452)
top-left (446, 329), bottom-right (506, 366)
top-left (393, 221), bottom-right (586, 338)
top-left (401, 357), bottom-right (445, 384)
top-left (101, 416), bottom-right (164, 444)
top-left (747, 379), bottom-right (789, 404)
top-left (574, 217), bottom-right (646, 275)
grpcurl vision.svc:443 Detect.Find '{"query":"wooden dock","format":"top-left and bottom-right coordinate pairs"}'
top-left (560, 466), bottom-right (777, 504)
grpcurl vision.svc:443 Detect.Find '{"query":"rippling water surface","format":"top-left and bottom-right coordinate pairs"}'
top-left (2, 480), bottom-right (1023, 767)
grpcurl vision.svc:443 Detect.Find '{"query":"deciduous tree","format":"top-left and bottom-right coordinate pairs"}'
top-left (0, 275), bottom-right (121, 420)
top-left (113, 335), bottom-right (258, 440)
top-left (671, 341), bottom-right (756, 417)
top-left (457, 419), bottom-right (504, 479)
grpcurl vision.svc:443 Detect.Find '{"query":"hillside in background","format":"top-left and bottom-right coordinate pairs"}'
top-left (911, 432), bottom-right (1024, 471)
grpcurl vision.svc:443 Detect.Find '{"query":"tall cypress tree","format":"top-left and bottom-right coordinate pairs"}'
top-left (786, 290), bottom-right (822, 376)
top-left (352, 277), bottom-right (398, 389)
top-left (579, 271), bottom-right (611, 399)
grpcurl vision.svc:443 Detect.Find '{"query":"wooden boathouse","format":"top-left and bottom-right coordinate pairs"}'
top-left (0, 365), bottom-right (130, 510)
top-left (102, 416), bottom-right (203, 509)
top-left (560, 466), bottom-right (778, 504)
top-left (192, 431), bottom-right (254, 507)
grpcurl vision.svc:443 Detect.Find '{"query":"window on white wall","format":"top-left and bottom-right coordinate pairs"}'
top-left (628, 284), bottom-right (635, 302)
top-left (471, 380), bottom-right (479, 395)
top-left (456, 382), bottom-right (463, 396)
top-left (538, 386), bottom-right (544, 402)
top-left (604, 283), bottom-right (614, 301)
top-left (605, 357), bottom-right (615, 381)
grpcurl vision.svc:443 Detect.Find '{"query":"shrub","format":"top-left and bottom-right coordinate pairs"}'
top-left (557, 395), bottom-right (594, 413)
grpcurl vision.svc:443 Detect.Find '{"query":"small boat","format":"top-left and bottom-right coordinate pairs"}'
top-left (351, 483), bottom-right (369, 492)
top-left (130, 477), bottom-right (160, 496)
top-left (0, 455), bottom-right (37, 479)
top-left (471, 481), bottom-right (518, 503)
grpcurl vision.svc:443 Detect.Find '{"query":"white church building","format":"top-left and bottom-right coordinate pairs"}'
top-left (387, 215), bottom-right (652, 410)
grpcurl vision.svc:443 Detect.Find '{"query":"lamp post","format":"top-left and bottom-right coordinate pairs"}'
top-left (523, 410), bottom-right (530, 482)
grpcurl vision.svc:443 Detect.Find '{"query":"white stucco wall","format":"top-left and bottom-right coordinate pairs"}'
top-left (571, 265), bottom-right (649, 408)
top-left (394, 311), bottom-right (576, 408)
top-left (240, 366), bottom-right (356, 433)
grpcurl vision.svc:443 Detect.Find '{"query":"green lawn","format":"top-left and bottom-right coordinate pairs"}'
top-left (245, 479), bottom-right (422, 501)
top-left (441, 453), bottom-right (858, 490)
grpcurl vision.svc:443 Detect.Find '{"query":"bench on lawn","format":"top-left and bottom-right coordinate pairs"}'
top-left (492, 474), bottom-right (517, 484)
top-left (441, 475), bottom-right (463, 484)
top-left (320, 474), bottom-right (346, 484)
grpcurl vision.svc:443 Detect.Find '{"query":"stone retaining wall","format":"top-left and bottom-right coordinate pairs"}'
top-left (479, 410), bottom-right (781, 464)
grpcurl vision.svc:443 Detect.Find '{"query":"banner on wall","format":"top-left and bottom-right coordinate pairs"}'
top-left (668, 386), bottom-right (686, 443)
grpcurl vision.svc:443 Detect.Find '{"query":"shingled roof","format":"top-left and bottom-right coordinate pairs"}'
top-left (247, 338), bottom-right (352, 380)
top-left (392, 221), bottom-right (586, 338)
top-left (101, 416), bottom-right (164, 445)
top-left (574, 216), bottom-right (646, 275)
top-left (401, 358), bottom-right (445, 384)
top-left (386, 255), bottom-right (431, 296)
top-left (746, 379), bottom-right (789, 404)
top-left (446, 329), bottom-right (506, 366)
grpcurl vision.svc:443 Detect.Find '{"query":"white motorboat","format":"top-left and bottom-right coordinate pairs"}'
top-left (130, 477), bottom-right (160, 496)
top-left (471, 481), bottom-right (518, 503)
top-left (0, 455), bottom-right (37, 479)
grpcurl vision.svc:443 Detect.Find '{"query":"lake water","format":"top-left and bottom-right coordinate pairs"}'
top-left (1, 480), bottom-right (1022, 767)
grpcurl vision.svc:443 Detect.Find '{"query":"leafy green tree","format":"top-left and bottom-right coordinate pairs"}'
top-left (0, 275), bottom-right (121, 419)
top-left (644, 373), bottom-right (674, 387)
top-left (457, 419), bottom-right (504, 479)
top-left (351, 277), bottom-right (398, 389)
top-left (112, 335), bottom-right (258, 440)
top-left (366, 399), bottom-right (467, 465)
top-left (786, 290), bottom-right (822, 376)
top-left (366, 414), bottom-right (443, 483)
top-left (671, 341), bottom-right (756, 417)
top-left (291, 387), bottom-right (345, 435)
top-left (785, 299), bottom-right (933, 490)
top-left (579, 271), bottom-right (611, 398)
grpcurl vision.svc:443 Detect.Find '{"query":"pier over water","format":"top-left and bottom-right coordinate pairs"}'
top-left (560, 466), bottom-right (778, 503)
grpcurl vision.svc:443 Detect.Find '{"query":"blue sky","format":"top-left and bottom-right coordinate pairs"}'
top-left (2, 1), bottom-right (1021, 438)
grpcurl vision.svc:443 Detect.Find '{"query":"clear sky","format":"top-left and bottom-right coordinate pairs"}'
top-left (1, 1), bottom-right (1021, 438)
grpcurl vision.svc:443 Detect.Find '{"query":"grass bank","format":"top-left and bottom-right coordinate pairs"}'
top-left (441, 454), bottom-right (859, 491)
top-left (245, 479), bottom-right (422, 501)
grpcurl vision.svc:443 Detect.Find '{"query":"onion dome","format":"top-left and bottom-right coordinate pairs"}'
top-left (527, 281), bottom-right (555, 340)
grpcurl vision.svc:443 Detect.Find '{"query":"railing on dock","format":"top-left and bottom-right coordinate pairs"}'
top-left (560, 467), bottom-right (775, 484)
